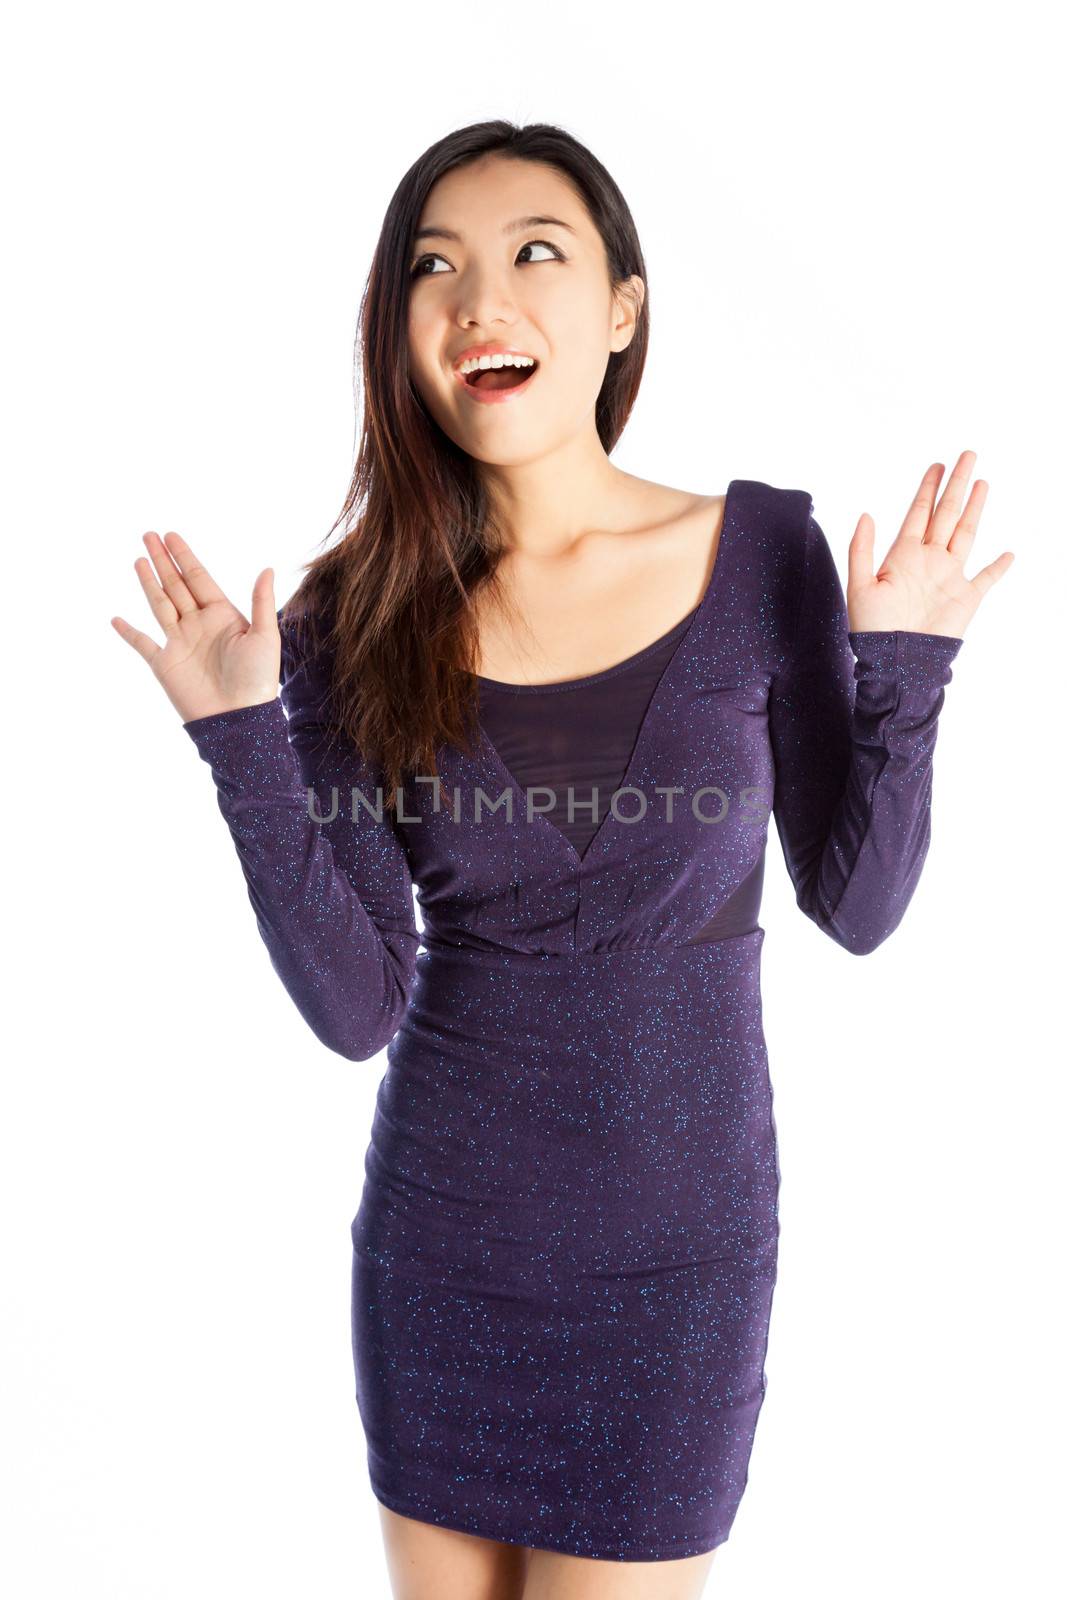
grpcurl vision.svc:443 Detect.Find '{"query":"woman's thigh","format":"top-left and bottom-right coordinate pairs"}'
top-left (377, 1503), bottom-right (530, 1600)
top-left (521, 1544), bottom-right (718, 1600)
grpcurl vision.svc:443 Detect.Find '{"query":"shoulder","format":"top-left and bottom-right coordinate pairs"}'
top-left (726, 477), bottom-right (820, 593)
top-left (710, 479), bottom-right (829, 664)
top-left (630, 476), bottom-right (822, 646)
top-left (667, 476), bottom-right (815, 559)
top-left (730, 477), bottom-right (815, 543)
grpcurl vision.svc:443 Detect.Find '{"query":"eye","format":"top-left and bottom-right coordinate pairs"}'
top-left (408, 238), bottom-right (567, 279)
top-left (409, 252), bottom-right (450, 279)
top-left (516, 239), bottom-right (565, 264)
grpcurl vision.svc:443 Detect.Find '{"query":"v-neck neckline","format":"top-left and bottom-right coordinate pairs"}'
top-left (475, 597), bottom-right (698, 695)
top-left (473, 480), bottom-right (739, 869)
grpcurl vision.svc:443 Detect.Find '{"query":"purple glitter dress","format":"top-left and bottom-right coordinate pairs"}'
top-left (183, 479), bottom-right (963, 1561)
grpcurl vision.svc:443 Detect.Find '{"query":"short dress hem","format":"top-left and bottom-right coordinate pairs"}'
top-left (369, 1484), bottom-right (731, 1564)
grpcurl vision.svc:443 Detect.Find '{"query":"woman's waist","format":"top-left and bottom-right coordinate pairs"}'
top-left (394, 929), bottom-right (763, 1059)
top-left (414, 925), bottom-right (764, 978)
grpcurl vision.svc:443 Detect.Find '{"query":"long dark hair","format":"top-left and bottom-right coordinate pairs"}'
top-left (280, 119), bottom-right (650, 812)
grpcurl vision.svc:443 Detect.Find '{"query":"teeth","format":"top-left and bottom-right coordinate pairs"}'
top-left (458, 353), bottom-right (537, 375)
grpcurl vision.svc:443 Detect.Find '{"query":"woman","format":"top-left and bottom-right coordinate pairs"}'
top-left (112, 121), bottom-right (1010, 1600)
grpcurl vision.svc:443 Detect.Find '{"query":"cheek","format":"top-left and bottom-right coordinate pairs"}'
top-left (407, 351), bottom-right (446, 418)
top-left (406, 304), bottom-right (438, 378)
top-left (547, 294), bottom-right (615, 375)
top-left (543, 328), bottom-right (614, 402)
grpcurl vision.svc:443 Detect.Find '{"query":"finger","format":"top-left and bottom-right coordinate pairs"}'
top-left (947, 479), bottom-right (989, 566)
top-left (847, 513), bottom-right (876, 592)
top-left (142, 531), bottom-right (198, 617)
top-left (161, 531), bottom-right (230, 608)
top-left (133, 553), bottom-right (181, 635)
top-left (967, 549), bottom-right (1015, 601)
top-left (249, 568), bottom-right (278, 635)
top-left (899, 463), bottom-right (946, 543)
top-left (110, 614), bottom-right (162, 666)
top-left (928, 449), bottom-right (978, 547)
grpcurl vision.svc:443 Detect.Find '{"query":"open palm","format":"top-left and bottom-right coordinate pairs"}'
top-left (111, 531), bottom-right (280, 723)
top-left (847, 451), bottom-right (1012, 638)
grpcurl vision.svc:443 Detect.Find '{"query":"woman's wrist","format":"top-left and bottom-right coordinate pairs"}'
top-left (181, 692), bottom-right (280, 727)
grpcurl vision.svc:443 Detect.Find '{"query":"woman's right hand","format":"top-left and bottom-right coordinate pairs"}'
top-left (111, 531), bottom-right (281, 723)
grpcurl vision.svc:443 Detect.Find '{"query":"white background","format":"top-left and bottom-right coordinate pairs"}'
top-left (2, 1), bottom-right (1062, 1596)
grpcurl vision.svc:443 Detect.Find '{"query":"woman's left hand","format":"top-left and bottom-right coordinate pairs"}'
top-left (847, 451), bottom-right (1013, 639)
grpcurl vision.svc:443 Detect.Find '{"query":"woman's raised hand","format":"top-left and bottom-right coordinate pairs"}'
top-left (846, 451), bottom-right (1013, 639)
top-left (111, 531), bottom-right (281, 723)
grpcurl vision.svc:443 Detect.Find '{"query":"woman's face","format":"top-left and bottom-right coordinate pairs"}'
top-left (406, 155), bottom-right (641, 467)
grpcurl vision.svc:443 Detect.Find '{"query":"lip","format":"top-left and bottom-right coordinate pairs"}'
top-left (452, 342), bottom-right (541, 406)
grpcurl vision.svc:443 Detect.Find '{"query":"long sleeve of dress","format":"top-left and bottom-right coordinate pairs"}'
top-left (768, 512), bottom-right (964, 955)
top-left (182, 613), bottom-right (421, 1061)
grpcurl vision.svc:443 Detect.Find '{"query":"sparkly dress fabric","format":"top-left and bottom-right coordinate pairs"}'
top-left (183, 479), bottom-right (964, 1561)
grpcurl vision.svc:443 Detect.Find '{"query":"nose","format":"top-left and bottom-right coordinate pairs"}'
top-left (455, 271), bottom-right (520, 333)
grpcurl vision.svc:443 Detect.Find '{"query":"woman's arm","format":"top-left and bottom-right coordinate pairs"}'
top-left (183, 612), bottom-right (420, 1060)
top-left (768, 511), bottom-right (963, 954)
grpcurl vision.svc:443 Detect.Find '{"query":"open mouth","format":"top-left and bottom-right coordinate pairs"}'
top-left (462, 361), bottom-right (539, 392)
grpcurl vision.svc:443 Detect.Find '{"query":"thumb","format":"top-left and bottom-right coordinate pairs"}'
top-left (847, 514), bottom-right (875, 593)
top-left (250, 567), bottom-right (278, 635)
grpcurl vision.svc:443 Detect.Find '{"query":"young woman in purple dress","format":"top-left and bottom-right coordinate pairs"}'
top-left (112, 122), bottom-right (1011, 1600)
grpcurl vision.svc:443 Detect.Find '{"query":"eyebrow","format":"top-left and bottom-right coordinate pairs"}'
top-left (412, 214), bottom-right (578, 244)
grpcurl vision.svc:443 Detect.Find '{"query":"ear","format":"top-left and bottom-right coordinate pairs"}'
top-left (611, 274), bottom-right (645, 352)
